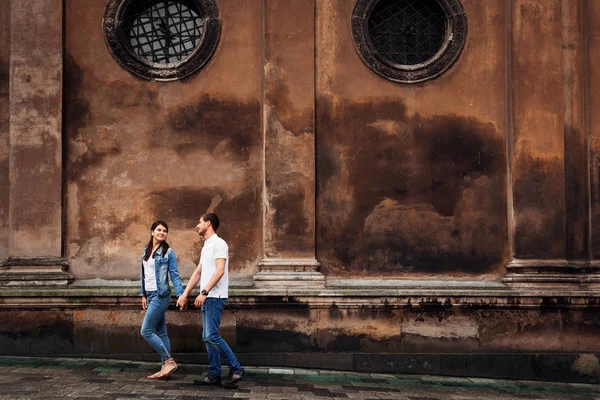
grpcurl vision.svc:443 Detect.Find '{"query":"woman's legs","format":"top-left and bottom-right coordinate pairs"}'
top-left (140, 293), bottom-right (171, 364)
top-left (155, 312), bottom-right (171, 358)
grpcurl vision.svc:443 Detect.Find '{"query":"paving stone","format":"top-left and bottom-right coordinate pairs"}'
top-left (293, 369), bottom-right (316, 376)
top-left (92, 367), bottom-right (123, 373)
top-left (244, 367), bottom-right (270, 374)
top-left (268, 368), bottom-right (294, 375)
top-left (466, 377), bottom-right (498, 386)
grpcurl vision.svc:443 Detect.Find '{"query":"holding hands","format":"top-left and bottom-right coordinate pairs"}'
top-left (176, 293), bottom-right (207, 310)
top-left (176, 294), bottom-right (188, 311)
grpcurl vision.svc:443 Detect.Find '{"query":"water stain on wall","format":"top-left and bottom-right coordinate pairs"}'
top-left (513, 151), bottom-right (565, 259)
top-left (316, 97), bottom-right (508, 275)
top-left (166, 96), bottom-right (261, 161)
top-left (64, 56), bottom-right (122, 181)
top-left (148, 186), bottom-right (262, 266)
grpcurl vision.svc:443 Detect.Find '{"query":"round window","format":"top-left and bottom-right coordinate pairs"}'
top-left (352, 0), bottom-right (467, 83)
top-left (103, 0), bottom-right (221, 81)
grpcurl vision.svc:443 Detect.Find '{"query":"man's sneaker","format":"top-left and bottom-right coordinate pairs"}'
top-left (222, 368), bottom-right (245, 388)
top-left (193, 374), bottom-right (222, 386)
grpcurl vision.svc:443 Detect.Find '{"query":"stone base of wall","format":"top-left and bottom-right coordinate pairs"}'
top-left (1, 283), bottom-right (600, 383)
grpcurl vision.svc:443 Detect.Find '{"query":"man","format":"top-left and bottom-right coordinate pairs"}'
top-left (176, 213), bottom-right (245, 388)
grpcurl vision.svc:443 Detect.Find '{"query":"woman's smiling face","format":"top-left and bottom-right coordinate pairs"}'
top-left (152, 224), bottom-right (168, 243)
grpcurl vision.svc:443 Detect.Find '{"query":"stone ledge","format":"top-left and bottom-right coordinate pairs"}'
top-left (0, 286), bottom-right (599, 309)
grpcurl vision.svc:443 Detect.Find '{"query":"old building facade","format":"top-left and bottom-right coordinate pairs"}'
top-left (1, 0), bottom-right (600, 382)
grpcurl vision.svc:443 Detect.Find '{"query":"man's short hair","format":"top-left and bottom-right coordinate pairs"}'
top-left (201, 213), bottom-right (220, 231)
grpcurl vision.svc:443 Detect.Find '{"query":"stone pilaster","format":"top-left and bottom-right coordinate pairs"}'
top-left (503, 0), bottom-right (600, 288)
top-left (1, 0), bottom-right (70, 285)
top-left (254, 0), bottom-right (323, 288)
top-left (0, 2), bottom-right (10, 262)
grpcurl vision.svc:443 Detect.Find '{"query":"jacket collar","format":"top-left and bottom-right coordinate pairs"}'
top-left (143, 245), bottom-right (168, 257)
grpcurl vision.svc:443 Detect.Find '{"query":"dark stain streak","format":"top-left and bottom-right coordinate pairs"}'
top-left (64, 55), bottom-right (122, 181)
top-left (513, 152), bottom-right (565, 258)
top-left (64, 55), bottom-right (90, 148)
top-left (149, 186), bottom-right (217, 224)
top-left (265, 67), bottom-right (313, 136)
top-left (272, 188), bottom-right (310, 237)
top-left (415, 116), bottom-right (502, 216)
top-left (148, 186), bottom-right (262, 267)
top-left (0, 62), bottom-right (9, 93)
top-left (236, 327), bottom-right (317, 352)
top-left (166, 95), bottom-right (261, 160)
top-left (108, 81), bottom-right (159, 109)
top-left (564, 124), bottom-right (588, 260)
top-left (316, 97), bottom-right (508, 274)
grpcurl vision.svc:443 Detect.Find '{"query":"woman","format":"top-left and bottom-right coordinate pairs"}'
top-left (140, 220), bottom-right (184, 379)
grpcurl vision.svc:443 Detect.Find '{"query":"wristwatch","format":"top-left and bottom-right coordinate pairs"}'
top-left (201, 289), bottom-right (209, 296)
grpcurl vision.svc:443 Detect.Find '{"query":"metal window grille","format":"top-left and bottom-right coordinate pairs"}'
top-left (122, 0), bottom-right (205, 64)
top-left (368, 0), bottom-right (446, 65)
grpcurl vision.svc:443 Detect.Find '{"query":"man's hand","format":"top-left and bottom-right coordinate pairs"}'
top-left (194, 294), bottom-right (207, 308)
top-left (141, 296), bottom-right (147, 310)
top-left (176, 295), bottom-right (188, 311)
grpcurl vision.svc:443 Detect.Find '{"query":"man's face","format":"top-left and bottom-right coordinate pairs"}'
top-left (195, 218), bottom-right (208, 236)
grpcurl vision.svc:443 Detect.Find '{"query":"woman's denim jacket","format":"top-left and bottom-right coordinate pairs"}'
top-left (140, 246), bottom-right (184, 298)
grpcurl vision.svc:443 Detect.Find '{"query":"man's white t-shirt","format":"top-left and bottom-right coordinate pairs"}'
top-left (199, 234), bottom-right (229, 298)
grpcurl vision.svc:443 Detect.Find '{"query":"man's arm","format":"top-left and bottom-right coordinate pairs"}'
top-left (176, 264), bottom-right (202, 310)
top-left (203, 258), bottom-right (225, 293)
top-left (193, 258), bottom-right (225, 308)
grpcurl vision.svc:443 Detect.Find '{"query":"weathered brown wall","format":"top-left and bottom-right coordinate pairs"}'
top-left (0, 1), bottom-right (10, 261)
top-left (1, 0), bottom-right (593, 281)
top-left (63, 0), bottom-right (264, 279)
top-left (316, 0), bottom-right (509, 277)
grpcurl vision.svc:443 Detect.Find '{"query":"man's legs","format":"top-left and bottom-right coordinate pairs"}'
top-left (202, 298), bottom-right (223, 377)
top-left (203, 298), bottom-right (242, 374)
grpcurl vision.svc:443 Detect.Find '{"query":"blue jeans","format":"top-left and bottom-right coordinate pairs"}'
top-left (141, 291), bottom-right (172, 364)
top-left (202, 298), bottom-right (241, 377)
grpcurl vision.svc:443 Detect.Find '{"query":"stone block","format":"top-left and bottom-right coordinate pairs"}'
top-left (234, 308), bottom-right (319, 352)
top-left (316, 306), bottom-right (401, 352)
top-left (478, 310), bottom-right (562, 351)
top-left (283, 352), bottom-right (353, 371)
top-left (0, 311), bottom-right (74, 355)
top-left (401, 310), bottom-right (479, 352)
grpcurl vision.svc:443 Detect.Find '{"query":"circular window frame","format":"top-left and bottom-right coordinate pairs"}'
top-left (103, 0), bottom-right (221, 81)
top-left (351, 0), bottom-right (468, 83)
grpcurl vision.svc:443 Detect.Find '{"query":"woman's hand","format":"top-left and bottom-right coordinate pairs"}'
top-left (141, 296), bottom-right (147, 310)
top-left (176, 295), bottom-right (188, 311)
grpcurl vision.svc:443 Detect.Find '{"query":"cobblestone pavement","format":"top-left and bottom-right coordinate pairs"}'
top-left (0, 357), bottom-right (598, 399)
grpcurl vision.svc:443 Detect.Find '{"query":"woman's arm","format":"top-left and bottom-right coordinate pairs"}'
top-left (168, 249), bottom-right (184, 296)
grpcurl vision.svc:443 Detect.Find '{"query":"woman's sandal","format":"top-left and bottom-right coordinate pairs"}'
top-left (147, 358), bottom-right (177, 380)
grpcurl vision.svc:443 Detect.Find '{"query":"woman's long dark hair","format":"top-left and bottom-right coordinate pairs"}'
top-left (144, 220), bottom-right (170, 261)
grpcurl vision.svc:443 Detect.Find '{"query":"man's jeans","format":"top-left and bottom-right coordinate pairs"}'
top-left (141, 291), bottom-right (172, 364)
top-left (202, 298), bottom-right (241, 377)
